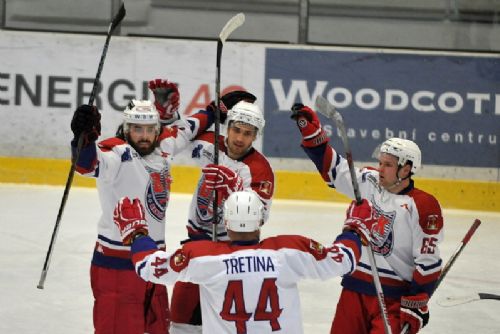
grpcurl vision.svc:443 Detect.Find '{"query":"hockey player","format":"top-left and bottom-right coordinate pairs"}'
top-left (290, 104), bottom-right (444, 334)
top-left (70, 96), bottom-right (217, 334)
top-left (113, 191), bottom-right (378, 334)
top-left (149, 79), bottom-right (275, 333)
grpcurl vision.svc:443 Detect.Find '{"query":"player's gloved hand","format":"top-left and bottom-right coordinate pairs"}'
top-left (206, 90), bottom-right (256, 124)
top-left (343, 199), bottom-right (377, 246)
top-left (290, 103), bottom-right (329, 148)
top-left (201, 164), bottom-right (244, 200)
top-left (71, 104), bottom-right (101, 146)
top-left (148, 78), bottom-right (180, 125)
top-left (113, 197), bottom-right (149, 246)
top-left (400, 292), bottom-right (430, 334)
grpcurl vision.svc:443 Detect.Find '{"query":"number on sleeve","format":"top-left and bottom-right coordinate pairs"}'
top-left (421, 237), bottom-right (438, 254)
top-left (151, 256), bottom-right (168, 279)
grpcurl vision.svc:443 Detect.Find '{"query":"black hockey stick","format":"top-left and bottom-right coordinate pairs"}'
top-left (37, 3), bottom-right (126, 289)
top-left (315, 95), bottom-right (392, 334)
top-left (401, 219), bottom-right (481, 333)
top-left (212, 12), bottom-right (245, 242)
top-left (438, 292), bottom-right (500, 307)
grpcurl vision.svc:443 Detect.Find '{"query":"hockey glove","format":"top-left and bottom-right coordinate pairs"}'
top-left (290, 103), bottom-right (329, 148)
top-left (71, 104), bottom-right (101, 146)
top-left (148, 78), bottom-right (180, 125)
top-left (206, 90), bottom-right (256, 124)
top-left (201, 164), bottom-right (244, 200)
top-left (400, 292), bottom-right (430, 334)
top-left (343, 199), bottom-right (377, 246)
top-left (113, 197), bottom-right (149, 246)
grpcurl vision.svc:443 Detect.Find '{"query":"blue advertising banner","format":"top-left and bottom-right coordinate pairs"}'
top-left (263, 48), bottom-right (500, 168)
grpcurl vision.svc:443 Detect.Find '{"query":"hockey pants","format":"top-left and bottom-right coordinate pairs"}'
top-left (91, 264), bottom-right (170, 334)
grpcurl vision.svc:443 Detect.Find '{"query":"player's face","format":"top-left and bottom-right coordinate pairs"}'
top-left (378, 153), bottom-right (400, 189)
top-left (226, 122), bottom-right (257, 160)
top-left (127, 124), bottom-right (158, 156)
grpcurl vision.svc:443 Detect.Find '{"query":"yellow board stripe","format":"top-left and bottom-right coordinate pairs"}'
top-left (0, 156), bottom-right (498, 212)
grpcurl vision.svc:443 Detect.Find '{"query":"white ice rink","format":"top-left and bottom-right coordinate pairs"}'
top-left (1, 184), bottom-right (499, 333)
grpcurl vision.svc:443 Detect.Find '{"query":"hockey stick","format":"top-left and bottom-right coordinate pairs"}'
top-left (37, 3), bottom-right (126, 289)
top-left (315, 95), bottom-right (392, 334)
top-left (401, 219), bottom-right (481, 333)
top-left (212, 12), bottom-right (245, 242)
top-left (437, 292), bottom-right (500, 307)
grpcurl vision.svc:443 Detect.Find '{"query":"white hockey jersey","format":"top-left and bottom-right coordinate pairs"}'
top-left (184, 132), bottom-right (275, 241)
top-left (130, 231), bottom-right (362, 334)
top-left (73, 112), bottom-right (212, 269)
top-left (303, 144), bottom-right (444, 298)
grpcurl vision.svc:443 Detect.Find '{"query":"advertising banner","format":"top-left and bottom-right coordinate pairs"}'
top-left (0, 31), bottom-right (264, 159)
top-left (264, 48), bottom-right (500, 168)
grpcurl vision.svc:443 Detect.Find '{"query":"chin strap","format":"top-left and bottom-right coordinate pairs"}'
top-left (385, 165), bottom-right (412, 191)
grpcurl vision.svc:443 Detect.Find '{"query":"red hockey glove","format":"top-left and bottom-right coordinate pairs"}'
top-left (343, 199), bottom-right (377, 246)
top-left (202, 164), bottom-right (244, 200)
top-left (290, 103), bottom-right (328, 148)
top-left (71, 104), bottom-right (101, 146)
top-left (400, 292), bottom-right (430, 334)
top-left (148, 78), bottom-right (180, 125)
top-left (113, 197), bottom-right (149, 246)
top-left (206, 90), bottom-right (256, 124)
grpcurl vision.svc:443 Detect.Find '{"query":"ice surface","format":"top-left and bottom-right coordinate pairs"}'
top-left (1, 184), bottom-right (499, 333)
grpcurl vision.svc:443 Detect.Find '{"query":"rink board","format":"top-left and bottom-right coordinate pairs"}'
top-left (1, 156), bottom-right (498, 212)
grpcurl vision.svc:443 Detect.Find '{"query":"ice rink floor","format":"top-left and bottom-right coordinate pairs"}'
top-left (1, 184), bottom-right (499, 333)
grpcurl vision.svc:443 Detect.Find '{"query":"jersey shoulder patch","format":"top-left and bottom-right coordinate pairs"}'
top-left (408, 188), bottom-right (443, 235)
top-left (98, 137), bottom-right (126, 151)
top-left (244, 151), bottom-right (275, 199)
top-left (158, 126), bottom-right (179, 141)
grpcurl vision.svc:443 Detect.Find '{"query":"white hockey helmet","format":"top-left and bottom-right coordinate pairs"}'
top-left (223, 191), bottom-right (264, 232)
top-left (379, 138), bottom-right (421, 174)
top-left (123, 99), bottom-right (160, 133)
top-left (227, 101), bottom-right (265, 134)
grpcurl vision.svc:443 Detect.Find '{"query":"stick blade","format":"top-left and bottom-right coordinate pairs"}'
top-left (110, 2), bottom-right (126, 32)
top-left (438, 293), bottom-right (482, 307)
top-left (219, 13), bottom-right (245, 43)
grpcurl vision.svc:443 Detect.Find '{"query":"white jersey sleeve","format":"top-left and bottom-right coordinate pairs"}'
top-left (302, 143), bottom-right (444, 298)
top-left (129, 232), bottom-right (362, 334)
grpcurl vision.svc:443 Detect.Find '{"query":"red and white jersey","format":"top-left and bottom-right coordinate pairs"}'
top-left (73, 113), bottom-right (211, 269)
top-left (130, 232), bottom-right (361, 334)
top-left (303, 144), bottom-right (444, 298)
top-left (184, 132), bottom-right (275, 241)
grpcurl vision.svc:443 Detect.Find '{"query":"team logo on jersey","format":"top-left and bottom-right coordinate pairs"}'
top-left (370, 200), bottom-right (396, 257)
top-left (309, 240), bottom-right (324, 254)
top-left (259, 181), bottom-right (273, 196)
top-left (195, 176), bottom-right (223, 228)
top-left (170, 249), bottom-right (190, 272)
top-left (202, 148), bottom-right (214, 161)
top-left (192, 144), bottom-right (203, 159)
top-left (425, 214), bottom-right (443, 234)
top-left (121, 148), bottom-right (132, 162)
top-left (145, 166), bottom-right (171, 222)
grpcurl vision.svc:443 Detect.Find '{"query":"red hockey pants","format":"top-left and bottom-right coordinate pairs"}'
top-left (91, 265), bottom-right (170, 334)
top-left (331, 288), bottom-right (401, 334)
